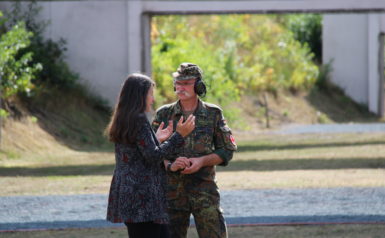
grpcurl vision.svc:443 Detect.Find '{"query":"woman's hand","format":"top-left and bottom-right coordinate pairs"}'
top-left (176, 115), bottom-right (195, 137)
top-left (156, 121), bottom-right (173, 143)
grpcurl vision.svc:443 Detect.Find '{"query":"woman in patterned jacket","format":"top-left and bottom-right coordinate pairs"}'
top-left (106, 73), bottom-right (195, 238)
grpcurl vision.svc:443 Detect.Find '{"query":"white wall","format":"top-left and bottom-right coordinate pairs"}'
top-left (323, 13), bottom-right (385, 114)
top-left (323, 14), bottom-right (369, 105)
top-left (46, 1), bottom-right (130, 104)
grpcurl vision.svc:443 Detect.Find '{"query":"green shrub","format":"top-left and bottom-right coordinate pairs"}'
top-left (5, 1), bottom-right (79, 90)
top-left (0, 11), bottom-right (42, 99)
top-left (282, 14), bottom-right (322, 63)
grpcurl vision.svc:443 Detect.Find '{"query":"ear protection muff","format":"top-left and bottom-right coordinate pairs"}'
top-left (194, 77), bottom-right (206, 97)
top-left (173, 77), bottom-right (207, 97)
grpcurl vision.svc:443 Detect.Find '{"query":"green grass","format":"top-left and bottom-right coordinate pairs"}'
top-left (1, 224), bottom-right (385, 238)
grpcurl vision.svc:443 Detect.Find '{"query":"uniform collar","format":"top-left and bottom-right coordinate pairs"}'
top-left (174, 98), bottom-right (208, 117)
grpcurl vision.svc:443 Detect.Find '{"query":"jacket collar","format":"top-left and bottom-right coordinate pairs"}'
top-left (173, 98), bottom-right (208, 118)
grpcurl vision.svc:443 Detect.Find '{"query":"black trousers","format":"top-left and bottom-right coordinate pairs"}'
top-left (124, 222), bottom-right (170, 238)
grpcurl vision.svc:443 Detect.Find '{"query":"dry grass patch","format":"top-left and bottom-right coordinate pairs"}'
top-left (0, 176), bottom-right (111, 196)
top-left (217, 169), bottom-right (385, 190)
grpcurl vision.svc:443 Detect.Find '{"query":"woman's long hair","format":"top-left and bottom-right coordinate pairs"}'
top-left (106, 73), bottom-right (154, 144)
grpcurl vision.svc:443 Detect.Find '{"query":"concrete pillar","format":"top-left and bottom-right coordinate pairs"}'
top-left (127, 0), bottom-right (143, 74)
top-left (368, 13), bottom-right (381, 114)
top-left (142, 13), bottom-right (152, 77)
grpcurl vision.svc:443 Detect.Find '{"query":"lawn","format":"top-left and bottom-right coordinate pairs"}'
top-left (1, 132), bottom-right (385, 195)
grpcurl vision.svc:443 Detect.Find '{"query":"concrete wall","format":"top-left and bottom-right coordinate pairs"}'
top-left (323, 14), bottom-right (369, 104)
top-left (46, 1), bottom-right (129, 104)
top-left (0, 1), bottom-right (131, 104)
top-left (323, 13), bottom-right (385, 114)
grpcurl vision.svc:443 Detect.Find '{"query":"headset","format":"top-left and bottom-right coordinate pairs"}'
top-left (194, 77), bottom-right (207, 97)
top-left (173, 77), bottom-right (206, 97)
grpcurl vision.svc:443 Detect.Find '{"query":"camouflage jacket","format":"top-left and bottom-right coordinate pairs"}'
top-left (152, 99), bottom-right (237, 182)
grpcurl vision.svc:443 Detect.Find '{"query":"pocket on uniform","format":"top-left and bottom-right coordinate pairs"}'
top-left (194, 127), bottom-right (213, 152)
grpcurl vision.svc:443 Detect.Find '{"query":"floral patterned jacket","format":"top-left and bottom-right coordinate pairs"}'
top-left (106, 114), bottom-right (184, 224)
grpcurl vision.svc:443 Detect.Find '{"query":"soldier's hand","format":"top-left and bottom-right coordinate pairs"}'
top-left (176, 115), bottom-right (195, 137)
top-left (170, 157), bottom-right (191, 172)
top-left (181, 157), bottom-right (203, 174)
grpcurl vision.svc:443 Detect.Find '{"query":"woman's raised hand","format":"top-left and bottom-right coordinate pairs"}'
top-left (176, 115), bottom-right (195, 137)
top-left (155, 121), bottom-right (173, 143)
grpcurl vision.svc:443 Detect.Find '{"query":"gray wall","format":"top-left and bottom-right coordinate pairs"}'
top-left (323, 13), bottom-right (385, 114)
top-left (44, 1), bottom-right (129, 104)
top-left (323, 14), bottom-right (369, 104)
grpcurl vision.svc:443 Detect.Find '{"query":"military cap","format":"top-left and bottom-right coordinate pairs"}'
top-left (172, 62), bottom-right (203, 81)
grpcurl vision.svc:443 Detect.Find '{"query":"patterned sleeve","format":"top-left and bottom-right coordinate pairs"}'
top-left (136, 116), bottom-right (184, 164)
top-left (213, 110), bottom-right (237, 166)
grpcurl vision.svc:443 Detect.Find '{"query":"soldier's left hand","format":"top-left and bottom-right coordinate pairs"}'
top-left (181, 157), bottom-right (203, 174)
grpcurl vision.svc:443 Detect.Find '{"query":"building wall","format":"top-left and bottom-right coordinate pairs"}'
top-left (45, 1), bottom-right (129, 104)
top-left (323, 13), bottom-right (385, 114)
top-left (323, 14), bottom-right (369, 104)
top-left (0, 1), bottom-right (130, 104)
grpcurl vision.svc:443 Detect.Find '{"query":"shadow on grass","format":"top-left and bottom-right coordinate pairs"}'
top-left (0, 164), bottom-right (115, 177)
top-left (217, 157), bottom-right (385, 172)
top-left (1, 157), bottom-right (385, 176)
top-left (236, 140), bottom-right (385, 152)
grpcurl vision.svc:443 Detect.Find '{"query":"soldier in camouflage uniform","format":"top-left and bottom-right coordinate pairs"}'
top-left (152, 63), bottom-right (237, 238)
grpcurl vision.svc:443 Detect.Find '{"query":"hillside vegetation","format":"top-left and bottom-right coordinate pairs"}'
top-left (0, 85), bottom-right (379, 162)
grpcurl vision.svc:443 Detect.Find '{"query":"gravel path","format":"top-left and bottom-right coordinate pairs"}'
top-left (276, 123), bottom-right (385, 134)
top-left (1, 187), bottom-right (385, 231)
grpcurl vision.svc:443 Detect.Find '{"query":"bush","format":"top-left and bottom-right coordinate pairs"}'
top-left (0, 11), bottom-right (41, 99)
top-left (5, 1), bottom-right (79, 90)
top-left (152, 16), bottom-right (241, 122)
top-left (282, 14), bottom-right (322, 63)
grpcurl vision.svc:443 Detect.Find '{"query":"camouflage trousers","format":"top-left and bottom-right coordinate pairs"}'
top-left (168, 206), bottom-right (227, 238)
top-left (167, 184), bottom-right (227, 238)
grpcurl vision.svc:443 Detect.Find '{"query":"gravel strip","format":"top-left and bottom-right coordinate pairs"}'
top-left (1, 187), bottom-right (385, 231)
top-left (276, 123), bottom-right (385, 134)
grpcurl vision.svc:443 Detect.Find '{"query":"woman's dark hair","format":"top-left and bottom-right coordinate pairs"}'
top-left (106, 73), bottom-right (155, 144)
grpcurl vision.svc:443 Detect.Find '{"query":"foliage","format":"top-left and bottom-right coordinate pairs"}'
top-left (282, 14), bottom-right (322, 63)
top-left (0, 11), bottom-right (41, 99)
top-left (3, 1), bottom-right (109, 111)
top-left (152, 16), bottom-right (241, 122)
top-left (5, 1), bottom-right (79, 90)
top-left (152, 15), bottom-right (319, 123)
top-left (0, 108), bottom-right (9, 118)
